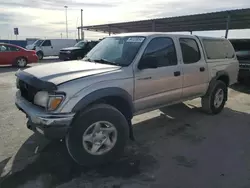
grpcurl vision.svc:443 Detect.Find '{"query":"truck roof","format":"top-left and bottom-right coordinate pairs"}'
top-left (38, 39), bottom-right (77, 41)
top-left (112, 32), bottom-right (227, 40)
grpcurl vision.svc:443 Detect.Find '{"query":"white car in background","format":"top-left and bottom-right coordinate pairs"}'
top-left (26, 39), bottom-right (77, 60)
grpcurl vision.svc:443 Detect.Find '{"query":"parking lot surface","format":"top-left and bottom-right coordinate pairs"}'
top-left (0, 59), bottom-right (250, 188)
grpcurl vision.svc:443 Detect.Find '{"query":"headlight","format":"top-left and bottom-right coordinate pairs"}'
top-left (66, 51), bottom-right (71, 54)
top-left (34, 91), bottom-right (49, 107)
top-left (34, 91), bottom-right (65, 111)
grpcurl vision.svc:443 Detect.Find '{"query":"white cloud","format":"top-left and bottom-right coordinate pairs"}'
top-left (0, 0), bottom-right (250, 40)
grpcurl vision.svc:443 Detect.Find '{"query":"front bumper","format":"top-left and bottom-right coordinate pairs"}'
top-left (238, 69), bottom-right (250, 79)
top-left (28, 54), bottom-right (39, 63)
top-left (15, 91), bottom-right (75, 139)
top-left (59, 52), bottom-right (72, 61)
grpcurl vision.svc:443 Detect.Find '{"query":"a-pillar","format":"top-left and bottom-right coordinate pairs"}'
top-left (225, 13), bottom-right (231, 38)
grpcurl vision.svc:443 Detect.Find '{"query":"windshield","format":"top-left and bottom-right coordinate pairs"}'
top-left (231, 40), bottom-right (250, 51)
top-left (33, 40), bottom-right (44, 46)
top-left (74, 41), bottom-right (86, 48)
top-left (83, 36), bottom-right (146, 66)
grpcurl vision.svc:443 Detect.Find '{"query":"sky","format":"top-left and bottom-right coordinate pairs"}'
top-left (0, 0), bottom-right (250, 40)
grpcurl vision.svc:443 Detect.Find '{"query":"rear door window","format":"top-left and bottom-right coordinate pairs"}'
top-left (179, 38), bottom-right (201, 64)
top-left (203, 39), bottom-right (235, 60)
top-left (9, 46), bottom-right (20, 51)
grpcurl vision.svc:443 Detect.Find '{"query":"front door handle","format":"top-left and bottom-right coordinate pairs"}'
top-left (174, 71), bottom-right (181, 76)
top-left (137, 77), bottom-right (152, 80)
top-left (200, 67), bottom-right (205, 72)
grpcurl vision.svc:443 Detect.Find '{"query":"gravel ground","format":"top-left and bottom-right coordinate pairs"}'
top-left (0, 59), bottom-right (250, 188)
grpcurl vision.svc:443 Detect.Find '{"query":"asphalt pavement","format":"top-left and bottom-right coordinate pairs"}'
top-left (0, 59), bottom-right (250, 188)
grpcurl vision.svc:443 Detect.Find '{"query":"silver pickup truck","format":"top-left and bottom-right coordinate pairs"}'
top-left (15, 33), bottom-right (239, 166)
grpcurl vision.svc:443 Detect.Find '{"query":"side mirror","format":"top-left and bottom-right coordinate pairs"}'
top-left (138, 56), bottom-right (158, 69)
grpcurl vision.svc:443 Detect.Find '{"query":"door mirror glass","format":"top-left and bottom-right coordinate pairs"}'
top-left (138, 56), bottom-right (158, 69)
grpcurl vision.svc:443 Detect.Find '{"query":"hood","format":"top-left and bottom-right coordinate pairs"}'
top-left (23, 60), bottom-right (121, 85)
top-left (61, 46), bottom-right (82, 51)
top-left (235, 51), bottom-right (250, 62)
top-left (26, 44), bottom-right (35, 50)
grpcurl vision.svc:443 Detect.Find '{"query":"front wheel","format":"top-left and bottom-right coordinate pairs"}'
top-left (66, 104), bottom-right (129, 166)
top-left (201, 80), bottom-right (227, 114)
top-left (36, 51), bottom-right (43, 60)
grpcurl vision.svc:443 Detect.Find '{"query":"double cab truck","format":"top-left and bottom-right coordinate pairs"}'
top-left (15, 33), bottom-right (239, 166)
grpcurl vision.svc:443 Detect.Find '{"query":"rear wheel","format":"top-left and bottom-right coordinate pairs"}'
top-left (66, 104), bottom-right (129, 166)
top-left (201, 80), bottom-right (227, 114)
top-left (16, 57), bottom-right (27, 67)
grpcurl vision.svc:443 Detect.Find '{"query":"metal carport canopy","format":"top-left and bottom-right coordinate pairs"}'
top-left (79, 8), bottom-right (250, 35)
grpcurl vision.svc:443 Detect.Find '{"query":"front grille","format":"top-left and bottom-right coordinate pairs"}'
top-left (59, 52), bottom-right (70, 60)
top-left (19, 80), bottom-right (39, 102)
top-left (59, 50), bottom-right (68, 54)
top-left (239, 63), bottom-right (250, 69)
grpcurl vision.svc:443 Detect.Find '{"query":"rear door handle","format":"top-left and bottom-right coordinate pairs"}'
top-left (174, 71), bottom-right (181, 76)
top-left (200, 67), bottom-right (205, 72)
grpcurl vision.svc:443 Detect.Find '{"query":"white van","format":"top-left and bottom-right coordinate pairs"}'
top-left (26, 39), bottom-right (77, 60)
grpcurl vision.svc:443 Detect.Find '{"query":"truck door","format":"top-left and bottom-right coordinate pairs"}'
top-left (134, 37), bottom-right (183, 112)
top-left (40, 40), bottom-right (54, 56)
top-left (177, 37), bottom-right (209, 99)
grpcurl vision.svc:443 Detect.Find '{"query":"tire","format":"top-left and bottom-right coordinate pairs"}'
top-left (201, 80), bottom-right (227, 114)
top-left (36, 51), bottom-right (43, 60)
top-left (66, 104), bottom-right (129, 166)
top-left (16, 57), bottom-right (27, 67)
top-left (76, 56), bottom-right (82, 60)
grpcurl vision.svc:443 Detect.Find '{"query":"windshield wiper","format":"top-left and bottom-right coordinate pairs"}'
top-left (82, 57), bottom-right (92, 62)
top-left (91, 58), bottom-right (120, 66)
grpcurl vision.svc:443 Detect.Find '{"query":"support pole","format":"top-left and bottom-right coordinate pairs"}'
top-left (225, 13), bottom-right (231, 38)
top-left (81, 9), bottom-right (84, 40)
top-left (152, 21), bottom-right (155, 31)
top-left (190, 31), bottom-right (193, 35)
top-left (108, 26), bottom-right (111, 36)
top-left (64, 6), bottom-right (68, 39)
top-left (77, 28), bottom-right (80, 40)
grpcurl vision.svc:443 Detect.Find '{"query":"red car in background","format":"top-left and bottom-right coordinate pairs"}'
top-left (0, 43), bottom-right (38, 67)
